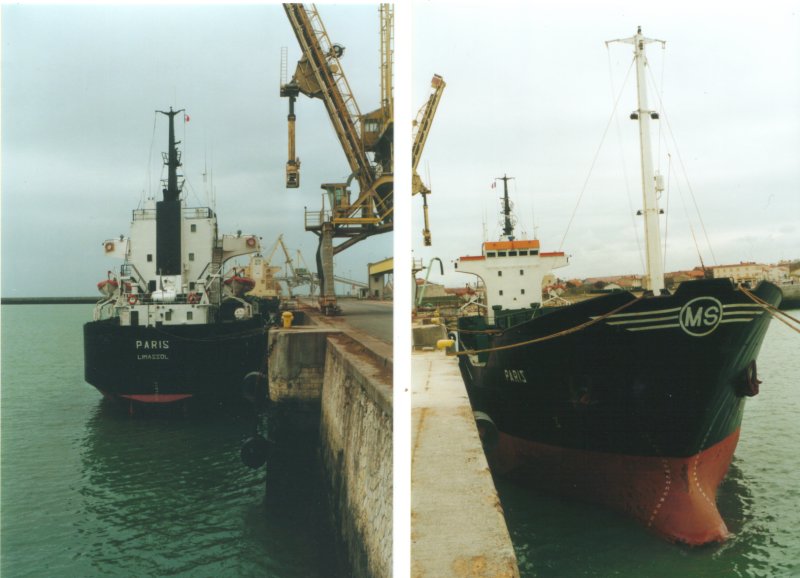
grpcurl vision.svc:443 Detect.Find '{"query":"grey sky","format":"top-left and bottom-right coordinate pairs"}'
top-left (412, 1), bottom-right (799, 287)
top-left (2, 3), bottom-right (391, 297)
top-left (3, 3), bottom-right (798, 298)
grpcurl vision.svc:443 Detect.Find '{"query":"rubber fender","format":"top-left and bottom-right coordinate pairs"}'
top-left (473, 410), bottom-right (499, 451)
top-left (240, 435), bottom-right (270, 469)
top-left (242, 371), bottom-right (268, 408)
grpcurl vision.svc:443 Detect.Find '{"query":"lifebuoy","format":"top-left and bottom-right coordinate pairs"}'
top-left (187, 292), bottom-right (200, 304)
top-left (246, 237), bottom-right (256, 248)
top-left (128, 294), bottom-right (138, 305)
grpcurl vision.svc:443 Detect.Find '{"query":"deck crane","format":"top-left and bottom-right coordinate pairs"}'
top-left (281, 4), bottom-right (393, 314)
top-left (262, 235), bottom-right (319, 297)
top-left (412, 74), bottom-right (446, 246)
top-left (274, 235), bottom-right (300, 298)
top-left (261, 235), bottom-right (283, 266)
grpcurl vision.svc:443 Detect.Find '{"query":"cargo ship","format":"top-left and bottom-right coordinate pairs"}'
top-left (454, 29), bottom-right (782, 545)
top-left (84, 108), bottom-right (268, 409)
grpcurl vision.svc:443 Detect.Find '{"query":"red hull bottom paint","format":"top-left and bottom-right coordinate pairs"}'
top-left (488, 428), bottom-right (741, 545)
top-left (118, 394), bottom-right (193, 404)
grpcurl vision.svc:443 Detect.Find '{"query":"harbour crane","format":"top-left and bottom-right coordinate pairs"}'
top-left (412, 74), bottom-right (445, 246)
top-left (262, 235), bottom-right (320, 297)
top-left (281, 4), bottom-right (393, 314)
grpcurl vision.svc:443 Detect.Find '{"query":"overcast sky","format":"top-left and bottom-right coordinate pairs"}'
top-left (2, 3), bottom-right (391, 297)
top-left (412, 1), bottom-right (799, 287)
top-left (2, 2), bottom-right (799, 298)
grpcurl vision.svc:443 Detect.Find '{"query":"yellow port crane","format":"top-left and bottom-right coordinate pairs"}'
top-left (262, 234), bottom-right (319, 298)
top-left (412, 74), bottom-right (446, 246)
top-left (281, 3), bottom-right (393, 314)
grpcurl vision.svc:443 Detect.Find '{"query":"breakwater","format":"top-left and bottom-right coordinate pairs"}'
top-left (1, 296), bottom-right (97, 305)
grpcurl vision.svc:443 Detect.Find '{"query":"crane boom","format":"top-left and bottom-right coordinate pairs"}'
top-left (277, 235), bottom-right (297, 280)
top-left (412, 74), bottom-right (445, 246)
top-left (263, 235), bottom-right (282, 264)
top-left (412, 74), bottom-right (445, 177)
top-left (283, 4), bottom-right (374, 194)
top-left (379, 4), bottom-right (393, 123)
top-left (281, 4), bottom-right (394, 314)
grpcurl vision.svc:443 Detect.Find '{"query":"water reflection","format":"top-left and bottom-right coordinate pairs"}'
top-left (262, 406), bottom-right (346, 578)
top-left (77, 400), bottom-right (341, 577)
top-left (499, 456), bottom-right (795, 578)
top-left (714, 459), bottom-right (800, 577)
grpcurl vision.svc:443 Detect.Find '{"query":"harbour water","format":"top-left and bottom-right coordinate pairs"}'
top-left (1, 304), bottom-right (342, 577)
top-left (497, 309), bottom-right (800, 578)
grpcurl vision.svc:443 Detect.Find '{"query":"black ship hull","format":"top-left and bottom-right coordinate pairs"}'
top-left (84, 317), bottom-right (267, 406)
top-left (457, 278), bottom-right (782, 544)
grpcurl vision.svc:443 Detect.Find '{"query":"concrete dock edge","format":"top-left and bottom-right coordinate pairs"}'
top-left (411, 348), bottom-right (520, 578)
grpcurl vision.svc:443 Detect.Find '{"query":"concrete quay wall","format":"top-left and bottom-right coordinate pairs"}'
top-left (267, 328), bottom-right (340, 405)
top-left (320, 334), bottom-right (393, 578)
top-left (267, 323), bottom-right (392, 578)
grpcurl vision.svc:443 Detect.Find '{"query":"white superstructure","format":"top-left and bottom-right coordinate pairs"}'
top-left (456, 239), bottom-right (568, 323)
top-left (93, 108), bottom-right (261, 328)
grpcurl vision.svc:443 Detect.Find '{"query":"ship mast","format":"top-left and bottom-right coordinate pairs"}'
top-left (157, 107), bottom-right (184, 202)
top-left (154, 107), bottom-right (185, 276)
top-left (609, 28), bottom-right (666, 293)
top-left (495, 174), bottom-right (515, 240)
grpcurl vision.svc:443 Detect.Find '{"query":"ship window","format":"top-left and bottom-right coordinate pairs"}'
top-left (189, 282), bottom-right (196, 290)
top-left (531, 250), bottom-right (539, 255)
top-left (147, 254), bottom-right (153, 262)
top-left (165, 311), bottom-right (172, 321)
top-left (498, 251), bottom-right (507, 257)
top-left (509, 251), bottom-right (518, 256)
top-left (187, 312), bottom-right (193, 321)
top-left (486, 252), bottom-right (496, 258)
top-left (519, 250), bottom-right (528, 256)
top-left (148, 280), bottom-right (157, 292)
top-left (189, 252), bottom-right (195, 262)
top-left (521, 288), bottom-right (526, 295)
top-left (499, 290), bottom-right (504, 296)
top-left (498, 271), bottom-right (503, 277)
top-left (191, 224), bottom-right (197, 232)
top-left (520, 269), bottom-right (524, 275)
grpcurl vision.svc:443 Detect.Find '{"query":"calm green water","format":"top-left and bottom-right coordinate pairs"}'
top-left (497, 309), bottom-right (800, 577)
top-left (1, 305), bottom-right (340, 577)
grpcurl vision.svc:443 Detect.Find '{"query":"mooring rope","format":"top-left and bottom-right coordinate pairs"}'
top-left (738, 285), bottom-right (800, 334)
top-left (452, 295), bottom-right (644, 357)
top-left (446, 327), bottom-right (502, 335)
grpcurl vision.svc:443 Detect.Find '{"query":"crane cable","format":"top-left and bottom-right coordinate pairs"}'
top-left (646, 65), bottom-right (717, 266)
top-left (607, 46), bottom-right (644, 272)
top-left (559, 57), bottom-right (635, 252)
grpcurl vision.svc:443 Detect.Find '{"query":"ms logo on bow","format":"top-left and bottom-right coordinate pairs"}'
top-left (679, 296), bottom-right (723, 337)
